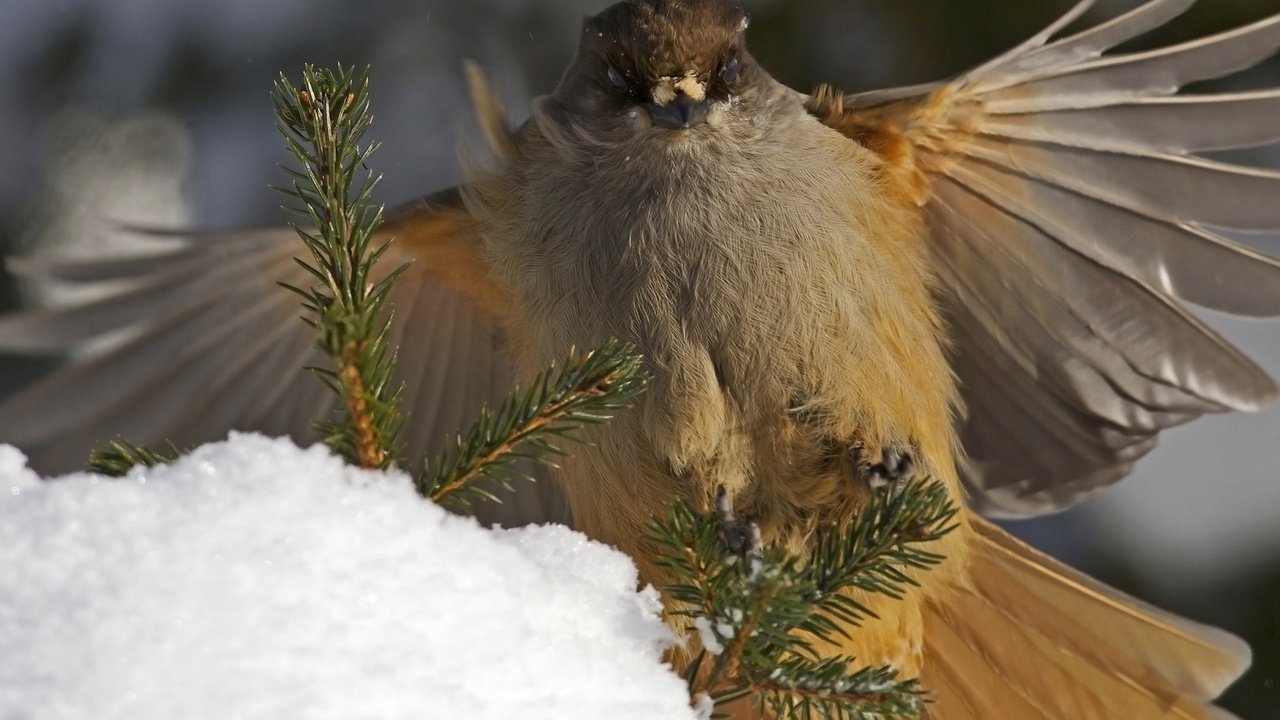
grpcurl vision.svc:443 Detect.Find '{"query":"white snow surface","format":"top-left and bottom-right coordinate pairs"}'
top-left (0, 433), bottom-right (696, 720)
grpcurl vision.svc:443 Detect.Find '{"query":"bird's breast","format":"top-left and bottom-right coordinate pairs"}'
top-left (474, 116), bottom-right (960, 551)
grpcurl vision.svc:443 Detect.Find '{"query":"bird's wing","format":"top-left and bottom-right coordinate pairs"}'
top-left (807, 0), bottom-right (1280, 518)
top-left (0, 188), bottom-right (564, 525)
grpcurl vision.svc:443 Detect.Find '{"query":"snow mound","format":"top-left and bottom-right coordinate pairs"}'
top-left (0, 433), bottom-right (694, 720)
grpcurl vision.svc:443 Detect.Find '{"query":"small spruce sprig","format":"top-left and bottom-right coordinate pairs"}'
top-left (420, 339), bottom-right (649, 513)
top-left (650, 477), bottom-right (958, 719)
top-left (272, 64), bottom-right (406, 470)
top-left (88, 438), bottom-right (182, 477)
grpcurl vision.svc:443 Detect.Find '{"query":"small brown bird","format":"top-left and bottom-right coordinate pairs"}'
top-left (2, 0), bottom-right (1278, 717)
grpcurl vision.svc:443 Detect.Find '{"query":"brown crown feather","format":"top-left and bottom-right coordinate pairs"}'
top-left (584, 0), bottom-right (747, 82)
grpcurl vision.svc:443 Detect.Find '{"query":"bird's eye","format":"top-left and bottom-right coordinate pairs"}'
top-left (607, 64), bottom-right (628, 90)
top-left (721, 56), bottom-right (741, 84)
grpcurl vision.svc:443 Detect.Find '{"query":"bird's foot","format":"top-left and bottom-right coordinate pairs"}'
top-left (867, 446), bottom-right (915, 490)
top-left (714, 486), bottom-right (761, 558)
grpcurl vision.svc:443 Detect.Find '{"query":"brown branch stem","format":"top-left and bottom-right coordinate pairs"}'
top-left (339, 342), bottom-right (384, 469)
top-left (428, 382), bottom-right (610, 505)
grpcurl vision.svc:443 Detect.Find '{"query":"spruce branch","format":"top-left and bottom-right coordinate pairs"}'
top-left (760, 659), bottom-right (923, 720)
top-left (272, 64), bottom-right (406, 470)
top-left (89, 439), bottom-right (182, 477)
top-left (419, 339), bottom-right (649, 513)
top-left (649, 477), bottom-right (958, 719)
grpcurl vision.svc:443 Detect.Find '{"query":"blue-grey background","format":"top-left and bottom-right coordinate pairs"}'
top-left (0, 0), bottom-right (1275, 714)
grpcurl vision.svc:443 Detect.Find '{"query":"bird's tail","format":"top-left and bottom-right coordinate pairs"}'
top-left (922, 518), bottom-right (1249, 719)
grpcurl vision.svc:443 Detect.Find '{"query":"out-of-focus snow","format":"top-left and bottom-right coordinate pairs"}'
top-left (0, 433), bottom-right (696, 720)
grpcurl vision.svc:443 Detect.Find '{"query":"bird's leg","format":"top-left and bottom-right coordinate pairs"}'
top-left (715, 485), bottom-right (762, 558)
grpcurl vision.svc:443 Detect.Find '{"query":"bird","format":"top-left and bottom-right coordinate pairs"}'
top-left (2, 0), bottom-right (1278, 717)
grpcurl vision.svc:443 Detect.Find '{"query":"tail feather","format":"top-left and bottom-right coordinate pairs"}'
top-left (921, 518), bottom-right (1248, 719)
top-left (925, 612), bottom-right (1056, 718)
top-left (970, 519), bottom-right (1249, 697)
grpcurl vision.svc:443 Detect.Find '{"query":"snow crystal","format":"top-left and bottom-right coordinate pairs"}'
top-left (692, 616), bottom-right (724, 655)
top-left (0, 433), bottom-right (695, 720)
top-left (693, 691), bottom-right (715, 720)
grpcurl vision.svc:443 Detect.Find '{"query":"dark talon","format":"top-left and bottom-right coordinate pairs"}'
top-left (715, 486), bottom-right (760, 557)
top-left (868, 447), bottom-right (915, 490)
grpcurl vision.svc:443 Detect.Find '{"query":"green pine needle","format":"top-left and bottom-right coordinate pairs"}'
top-left (761, 659), bottom-right (924, 720)
top-left (419, 339), bottom-right (649, 513)
top-left (88, 439), bottom-right (182, 477)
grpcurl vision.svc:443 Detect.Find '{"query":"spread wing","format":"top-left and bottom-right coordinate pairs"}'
top-left (807, 0), bottom-right (1280, 518)
top-left (0, 189), bottom-right (564, 526)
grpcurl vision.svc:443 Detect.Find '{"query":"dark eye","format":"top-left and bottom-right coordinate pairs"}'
top-left (608, 64), bottom-right (628, 90)
top-left (721, 56), bottom-right (741, 84)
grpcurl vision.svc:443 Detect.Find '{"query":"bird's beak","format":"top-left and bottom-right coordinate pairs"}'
top-left (645, 95), bottom-right (710, 130)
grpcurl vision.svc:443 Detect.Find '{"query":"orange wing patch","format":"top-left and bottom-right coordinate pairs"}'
top-left (807, 84), bottom-right (983, 207)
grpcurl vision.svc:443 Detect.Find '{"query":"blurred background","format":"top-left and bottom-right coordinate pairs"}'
top-left (0, 0), bottom-right (1275, 714)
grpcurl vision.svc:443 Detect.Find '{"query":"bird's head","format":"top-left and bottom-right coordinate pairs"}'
top-left (542, 0), bottom-right (773, 140)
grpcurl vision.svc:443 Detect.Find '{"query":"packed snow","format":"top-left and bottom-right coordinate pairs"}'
top-left (0, 433), bottom-right (697, 720)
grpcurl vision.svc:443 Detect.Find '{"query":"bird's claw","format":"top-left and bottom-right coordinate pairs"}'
top-left (868, 447), bottom-right (915, 490)
top-left (715, 486), bottom-right (761, 558)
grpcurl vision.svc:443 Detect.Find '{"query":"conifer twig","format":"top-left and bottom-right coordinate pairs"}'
top-left (649, 477), bottom-right (958, 718)
top-left (272, 65), bottom-right (406, 470)
top-left (420, 339), bottom-right (648, 513)
top-left (88, 439), bottom-right (182, 477)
